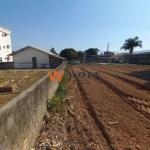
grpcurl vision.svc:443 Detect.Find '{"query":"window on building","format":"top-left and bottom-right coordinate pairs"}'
top-left (3, 46), bottom-right (5, 49)
top-left (7, 45), bottom-right (10, 49)
top-left (0, 57), bottom-right (2, 62)
top-left (0, 45), bottom-right (1, 50)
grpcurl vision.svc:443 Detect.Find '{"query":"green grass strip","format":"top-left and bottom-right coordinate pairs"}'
top-left (47, 65), bottom-right (69, 112)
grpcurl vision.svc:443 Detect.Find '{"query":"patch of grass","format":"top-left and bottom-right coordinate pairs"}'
top-left (43, 113), bottom-right (48, 120)
top-left (47, 65), bottom-right (69, 112)
top-left (0, 70), bottom-right (47, 107)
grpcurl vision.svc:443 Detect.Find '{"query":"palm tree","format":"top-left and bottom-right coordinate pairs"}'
top-left (50, 47), bottom-right (58, 55)
top-left (121, 36), bottom-right (142, 55)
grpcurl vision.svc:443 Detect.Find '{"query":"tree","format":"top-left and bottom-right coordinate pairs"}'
top-left (77, 51), bottom-right (85, 60)
top-left (50, 47), bottom-right (58, 55)
top-left (59, 48), bottom-right (77, 60)
top-left (86, 48), bottom-right (99, 55)
top-left (121, 36), bottom-right (142, 55)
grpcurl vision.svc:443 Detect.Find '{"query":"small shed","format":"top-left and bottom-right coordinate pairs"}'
top-left (10, 46), bottom-right (66, 69)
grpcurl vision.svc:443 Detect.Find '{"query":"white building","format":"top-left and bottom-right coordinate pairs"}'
top-left (0, 26), bottom-right (13, 62)
top-left (10, 46), bottom-right (66, 69)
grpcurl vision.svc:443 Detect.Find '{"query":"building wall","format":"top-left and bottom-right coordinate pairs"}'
top-left (104, 51), bottom-right (114, 57)
top-left (86, 55), bottom-right (111, 63)
top-left (49, 55), bottom-right (62, 69)
top-left (86, 55), bottom-right (98, 61)
top-left (0, 62), bottom-right (66, 150)
top-left (0, 26), bottom-right (13, 62)
top-left (123, 54), bottom-right (150, 64)
top-left (14, 48), bottom-right (49, 68)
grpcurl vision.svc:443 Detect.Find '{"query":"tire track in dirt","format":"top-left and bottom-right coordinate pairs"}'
top-left (99, 65), bottom-right (150, 73)
top-left (88, 66), bottom-right (150, 104)
top-left (72, 66), bottom-right (150, 149)
top-left (67, 106), bottom-right (87, 150)
top-left (112, 66), bottom-right (149, 71)
top-left (90, 66), bottom-right (150, 92)
top-left (105, 65), bottom-right (149, 71)
top-left (65, 73), bottom-right (111, 150)
top-left (71, 67), bottom-right (113, 150)
top-left (81, 67), bottom-right (150, 120)
top-left (99, 65), bottom-right (150, 80)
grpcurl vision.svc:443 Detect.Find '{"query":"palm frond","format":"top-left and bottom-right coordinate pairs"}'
top-left (134, 36), bottom-right (139, 40)
top-left (121, 36), bottom-right (142, 54)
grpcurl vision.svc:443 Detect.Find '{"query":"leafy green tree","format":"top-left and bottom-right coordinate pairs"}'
top-left (77, 51), bottom-right (85, 60)
top-left (86, 48), bottom-right (99, 55)
top-left (59, 48), bottom-right (77, 60)
top-left (50, 47), bottom-right (58, 55)
top-left (121, 36), bottom-right (142, 55)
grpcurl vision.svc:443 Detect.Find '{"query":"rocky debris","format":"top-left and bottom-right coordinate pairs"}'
top-left (34, 112), bottom-right (67, 150)
top-left (34, 139), bottom-right (63, 150)
top-left (62, 96), bottom-right (74, 102)
top-left (107, 121), bottom-right (119, 125)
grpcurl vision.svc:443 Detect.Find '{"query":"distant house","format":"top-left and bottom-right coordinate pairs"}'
top-left (9, 46), bottom-right (66, 69)
top-left (86, 55), bottom-right (98, 61)
top-left (111, 54), bottom-right (123, 63)
top-left (86, 55), bottom-right (111, 63)
top-left (104, 51), bottom-right (114, 57)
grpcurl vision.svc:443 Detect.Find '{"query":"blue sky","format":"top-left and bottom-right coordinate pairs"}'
top-left (0, 0), bottom-right (150, 54)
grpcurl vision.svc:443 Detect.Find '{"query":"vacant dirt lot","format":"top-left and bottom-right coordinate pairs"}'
top-left (0, 70), bottom-right (47, 107)
top-left (35, 64), bottom-right (150, 150)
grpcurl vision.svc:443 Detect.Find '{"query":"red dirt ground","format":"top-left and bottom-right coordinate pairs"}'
top-left (35, 64), bottom-right (150, 150)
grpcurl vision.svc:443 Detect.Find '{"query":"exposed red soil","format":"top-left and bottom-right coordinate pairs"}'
top-left (71, 65), bottom-right (150, 149)
top-left (98, 65), bottom-right (150, 81)
top-left (85, 66), bottom-right (150, 110)
top-left (35, 64), bottom-right (150, 150)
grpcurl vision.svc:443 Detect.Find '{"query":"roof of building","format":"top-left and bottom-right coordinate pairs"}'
top-left (0, 26), bottom-right (11, 35)
top-left (104, 51), bottom-right (114, 53)
top-left (54, 55), bottom-right (66, 60)
top-left (9, 46), bottom-right (66, 60)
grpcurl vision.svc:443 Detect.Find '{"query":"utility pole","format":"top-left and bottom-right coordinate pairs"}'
top-left (107, 42), bottom-right (111, 63)
top-left (52, 58), bottom-right (54, 71)
top-left (84, 49), bottom-right (86, 63)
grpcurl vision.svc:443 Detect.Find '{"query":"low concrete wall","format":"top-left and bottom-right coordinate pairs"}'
top-left (0, 62), bottom-right (66, 150)
top-left (122, 54), bottom-right (150, 64)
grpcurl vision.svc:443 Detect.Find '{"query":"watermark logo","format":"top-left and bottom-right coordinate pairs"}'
top-left (47, 71), bottom-right (65, 82)
top-left (69, 71), bottom-right (99, 79)
top-left (47, 71), bottom-right (99, 82)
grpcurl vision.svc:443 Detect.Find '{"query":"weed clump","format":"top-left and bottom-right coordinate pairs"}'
top-left (47, 65), bottom-right (69, 112)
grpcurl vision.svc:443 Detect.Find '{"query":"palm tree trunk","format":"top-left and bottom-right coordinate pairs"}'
top-left (129, 48), bottom-right (133, 55)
